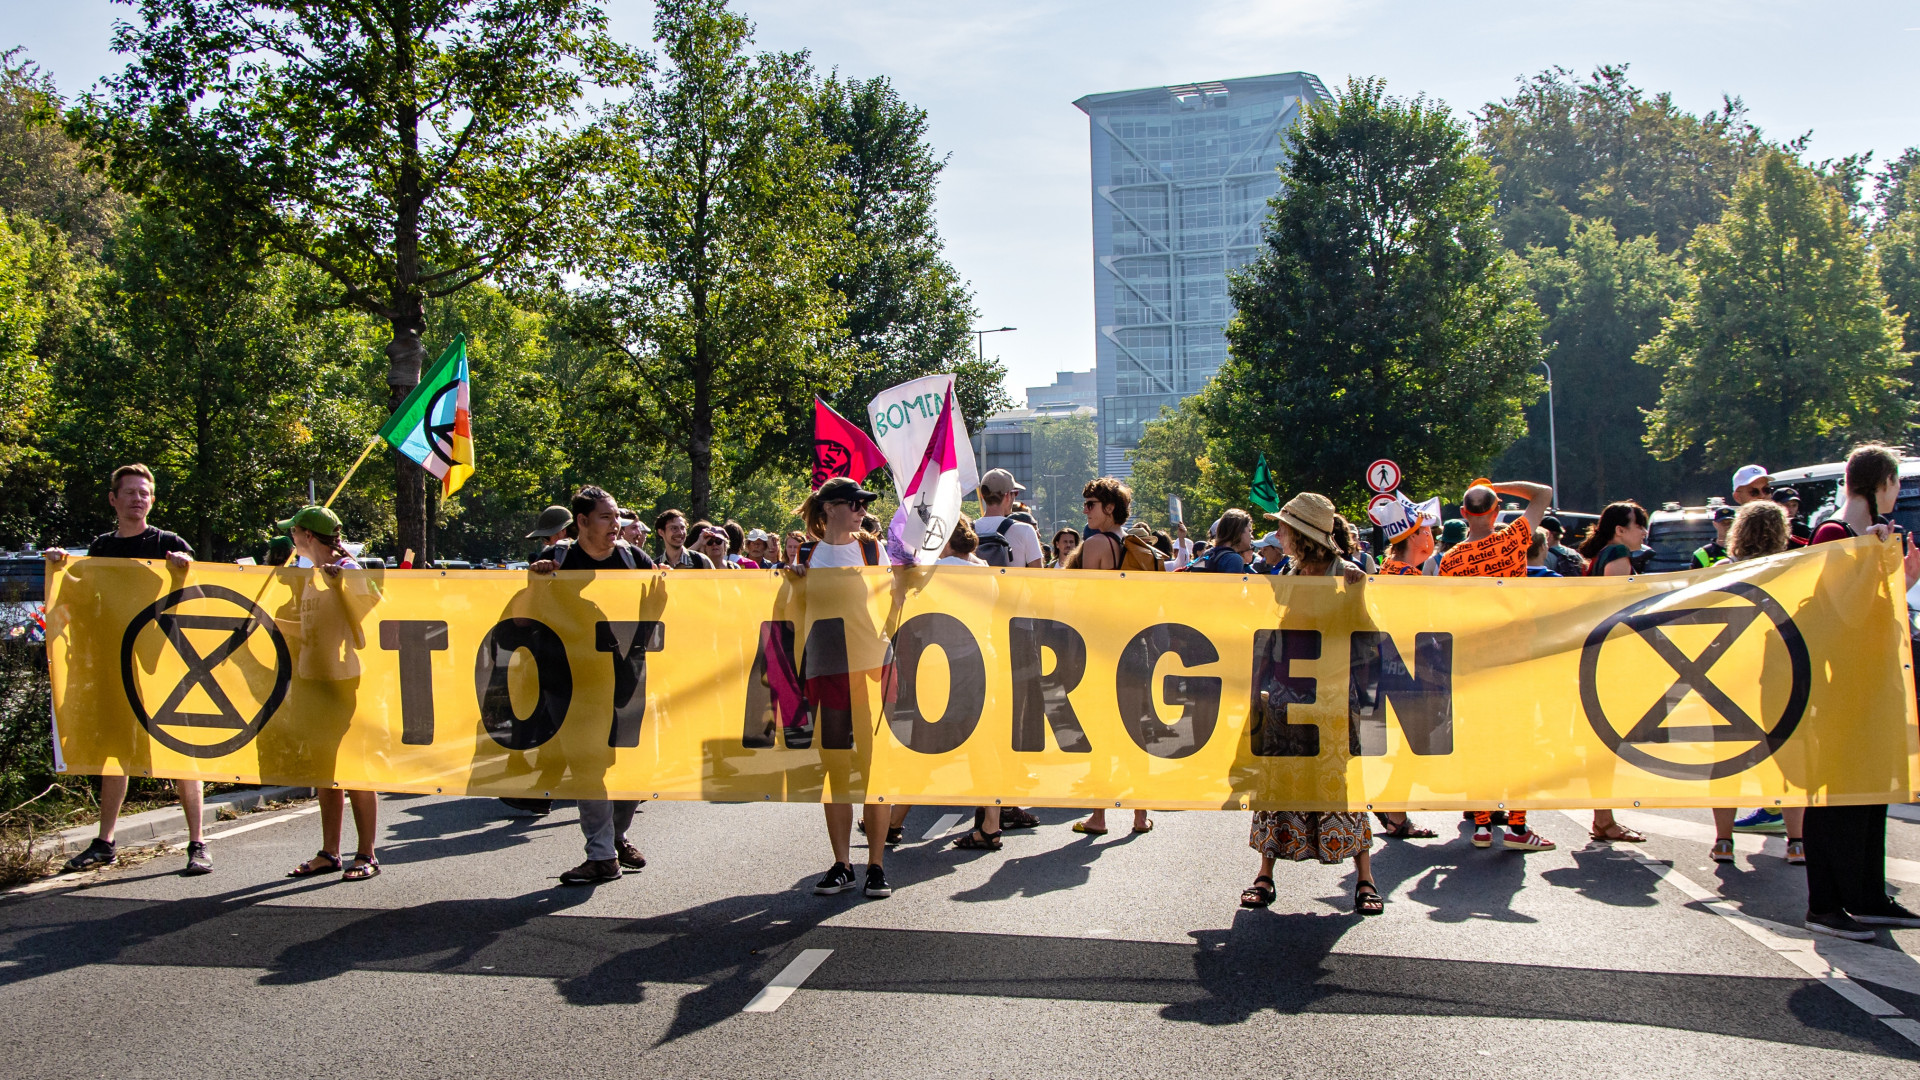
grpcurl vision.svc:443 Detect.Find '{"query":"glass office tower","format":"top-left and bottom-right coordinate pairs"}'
top-left (1074, 72), bottom-right (1330, 475)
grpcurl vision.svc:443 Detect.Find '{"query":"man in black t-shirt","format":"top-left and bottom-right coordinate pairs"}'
top-left (42, 463), bottom-right (211, 877)
top-left (532, 486), bottom-right (653, 885)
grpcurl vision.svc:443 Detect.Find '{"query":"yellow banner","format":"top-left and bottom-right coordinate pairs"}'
top-left (44, 537), bottom-right (1920, 810)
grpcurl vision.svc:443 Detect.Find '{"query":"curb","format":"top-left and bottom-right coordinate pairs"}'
top-left (32, 785), bottom-right (316, 856)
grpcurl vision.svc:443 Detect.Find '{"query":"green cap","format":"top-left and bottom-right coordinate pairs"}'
top-left (277, 505), bottom-right (343, 537)
top-left (266, 534), bottom-right (294, 562)
top-left (1440, 518), bottom-right (1468, 546)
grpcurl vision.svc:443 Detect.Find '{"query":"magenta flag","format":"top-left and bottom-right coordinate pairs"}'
top-left (812, 398), bottom-right (889, 491)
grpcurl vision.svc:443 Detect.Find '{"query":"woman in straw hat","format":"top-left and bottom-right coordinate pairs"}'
top-left (1242, 493), bottom-right (1383, 915)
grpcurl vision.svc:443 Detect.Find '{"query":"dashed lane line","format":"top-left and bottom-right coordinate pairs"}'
top-left (1559, 810), bottom-right (1920, 1048)
top-left (921, 813), bottom-right (969, 841)
top-left (742, 948), bottom-right (833, 1013)
top-left (1606, 807), bottom-right (1920, 886)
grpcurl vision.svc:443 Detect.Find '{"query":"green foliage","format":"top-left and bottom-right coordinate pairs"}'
top-left (70, 0), bottom-right (613, 556)
top-left (1024, 413), bottom-right (1097, 536)
top-left (577, 0), bottom-right (854, 522)
top-left (0, 50), bottom-right (123, 255)
top-left (1491, 219), bottom-right (1692, 508)
top-left (1211, 77), bottom-right (1545, 515)
top-left (46, 209), bottom-right (385, 557)
top-left (1125, 398), bottom-right (1243, 532)
top-left (1877, 158), bottom-right (1920, 357)
top-left (1477, 64), bottom-right (1768, 254)
top-left (814, 75), bottom-right (1008, 438)
top-left (1641, 153), bottom-right (1914, 471)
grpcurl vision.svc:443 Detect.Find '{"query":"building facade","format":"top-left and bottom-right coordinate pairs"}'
top-left (1074, 72), bottom-right (1330, 475)
top-left (1024, 369), bottom-right (1099, 412)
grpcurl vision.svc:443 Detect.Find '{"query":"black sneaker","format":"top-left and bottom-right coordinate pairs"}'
top-left (813, 862), bottom-right (858, 895)
top-left (1804, 910), bottom-right (1876, 941)
top-left (500, 797), bottom-right (552, 817)
top-left (559, 858), bottom-right (621, 885)
top-left (863, 864), bottom-right (892, 898)
top-left (1852, 899), bottom-right (1920, 928)
top-left (182, 841), bottom-right (212, 876)
top-left (62, 838), bottom-right (115, 873)
top-left (616, 840), bottom-right (646, 870)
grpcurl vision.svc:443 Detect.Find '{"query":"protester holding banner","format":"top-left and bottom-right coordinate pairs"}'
top-left (1245, 491), bottom-right (1381, 915)
top-left (1440, 478), bottom-right (1562, 852)
top-left (1710, 500), bottom-right (1804, 866)
top-left (1800, 444), bottom-right (1920, 938)
top-left (44, 464), bottom-right (210, 876)
top-left (277, 505), bottom-right (385, 882)
top-left (1069, 477), bottom-right (1157, 837)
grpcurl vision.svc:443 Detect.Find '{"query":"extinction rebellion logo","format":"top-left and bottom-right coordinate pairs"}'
top-left (120, 586), bottom-right (291, 758)
top-left (1579, 581), bottom-right (1810, 780)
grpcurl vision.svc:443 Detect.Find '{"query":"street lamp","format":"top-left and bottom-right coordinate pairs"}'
top-left (1538, 361), bottom-right (1559, 507)
top-left (973, 326), bottom-right (1017, 361)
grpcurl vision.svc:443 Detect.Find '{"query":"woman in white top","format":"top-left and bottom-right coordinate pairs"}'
top-left (788, 477), bottom-right (895, 898)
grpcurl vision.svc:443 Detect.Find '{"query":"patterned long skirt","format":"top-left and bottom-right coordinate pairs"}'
top-left (1249, 810), bottom-right (1370, 864)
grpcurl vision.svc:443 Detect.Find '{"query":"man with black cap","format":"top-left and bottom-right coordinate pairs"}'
top-left (1693, 505), bottom-right (1736, 567)
top-left (525, 504), bottom-right (572, 562)
top-left (1538, 516), bottom-right (1586, 577)
top-left (1773, 486), bottom-right (1813, 544)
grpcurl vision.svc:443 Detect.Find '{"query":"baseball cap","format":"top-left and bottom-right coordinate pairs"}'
top-left (979, 468), bottom-right (1026, 495)
top-left (1731, 464), bottom-right (1770, 491)
top-left (1252, 531), bottom-right (1282, 550)
top-left (1712, 505), bottom-right (1737, 523)
top-left (1540, 515), bottom-right (1564, 534)
top-left (746, 528), bottom-right (771, 542)
top-left (277, 505), bottom-right (343, 536)
top-left (816, 476), bottom-right (879, 504)
top-left (1772, 486), bottom-right (1799, 503)
top-left (526, 504), bottom-right (572, 539)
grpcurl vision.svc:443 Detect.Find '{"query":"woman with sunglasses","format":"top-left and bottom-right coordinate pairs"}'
top-left (692, 525), bottom-right (734, 568)
top-left (788, 476), bottom-right (896, 897)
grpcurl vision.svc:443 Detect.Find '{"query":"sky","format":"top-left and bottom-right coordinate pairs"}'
top-left (11, 1), bottom-right (1920, 401)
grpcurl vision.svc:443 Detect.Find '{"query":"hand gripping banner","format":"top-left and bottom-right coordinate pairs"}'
top-left (43, 537), bottom-right (1920, 810)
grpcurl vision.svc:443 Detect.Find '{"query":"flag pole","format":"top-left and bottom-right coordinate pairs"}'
top-left (323, 435), bottom-right (384, 509)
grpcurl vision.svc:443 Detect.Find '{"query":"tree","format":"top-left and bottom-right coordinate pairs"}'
top-left (813, 75), bottom-right (1008, 439)
top-left (1125, 398), bottom-right (1244, 533)
top-left (1641, 153), bottom-right (1914, 471)
top-left (50, 208), bottom-right (383, 557)
top-left (69, 0), bottom-right (610, 558)
top-left (576, 0), bottom-right (852, 522)
top-left (0, 50), bottom-right (124, 254)
top-left (1491, 218), bottom-right (1691, 508)
top-left (1210, 78), bottom-right (1545, 514)
top-left (1876, 155), bottom-right (1920, 357)
top-left (0, 214), bottom-right (48, 504)
top-left (1027, 412), bottom-right (1097, 535)
top-left (1477, 65), bottom-right (1768, 254)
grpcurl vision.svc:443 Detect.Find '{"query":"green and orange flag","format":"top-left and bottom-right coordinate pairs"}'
top-left (379, 336), bottom-right (474, 497)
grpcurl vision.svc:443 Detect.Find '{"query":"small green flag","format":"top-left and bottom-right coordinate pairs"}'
top-left (1249, 453), bottom-right (1279, 514)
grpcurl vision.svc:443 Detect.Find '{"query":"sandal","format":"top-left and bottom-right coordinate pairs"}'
top-left (288, 850), bottom-right (342, 878)
top-left (341, 853), bottom-right (381, 881)
top-left (1372, 812), bottom-right (1437, 840)
top-left (1240, 875), bottom-right (1276, 908)
top-left (1590, 822), bottom-right (1648, 843)
top-left (1355, 879), bottom-right (1384, 916)
top-left (885, 826), bottom-right (904, 846)
top-left (952, 828), bottom-right (1002, 851)
top-left (1001, 807), bottom-right (1041, 830)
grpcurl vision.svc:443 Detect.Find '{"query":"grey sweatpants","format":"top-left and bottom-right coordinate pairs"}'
top-left (577, 799), bottom-right (638, 862)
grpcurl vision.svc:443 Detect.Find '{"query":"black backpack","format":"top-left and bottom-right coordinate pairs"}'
top-left (974, 519), bottom-right (1017, 568)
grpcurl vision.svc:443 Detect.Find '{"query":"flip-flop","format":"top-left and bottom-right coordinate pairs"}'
top-left (1071, 821), bottom-right (1108, 835)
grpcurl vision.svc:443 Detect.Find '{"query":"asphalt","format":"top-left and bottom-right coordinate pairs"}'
top-left (4, 796), bottom-right (1920, 1079)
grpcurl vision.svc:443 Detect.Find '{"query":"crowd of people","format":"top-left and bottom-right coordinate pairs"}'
top-left (40, 446), bottom-right (1920, 941)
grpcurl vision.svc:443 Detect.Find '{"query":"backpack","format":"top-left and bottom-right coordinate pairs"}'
top-left (1118, 533), bottom-right (1166, 572)
top-left (797, 537), bottom-right (882, 567)
top-left (974, 519), bottom-right (1017, 568)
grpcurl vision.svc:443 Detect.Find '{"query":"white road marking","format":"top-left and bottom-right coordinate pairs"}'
top-left (921, 813), bottom-right (969, 841)
top-left (1604, 807), bottom-right (1920, 885)
top-left (742, 948), bottom-right (833, 1013)
top-left (166, 804), bottom-right (322, 849)
top-left (1562, 811), bottom-right (1920, 1047)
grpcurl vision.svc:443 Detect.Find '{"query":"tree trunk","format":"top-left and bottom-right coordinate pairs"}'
top-left (689, 408), bottom-right (713, 524)
top-left (387, 307), bottom-right (427, 560)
